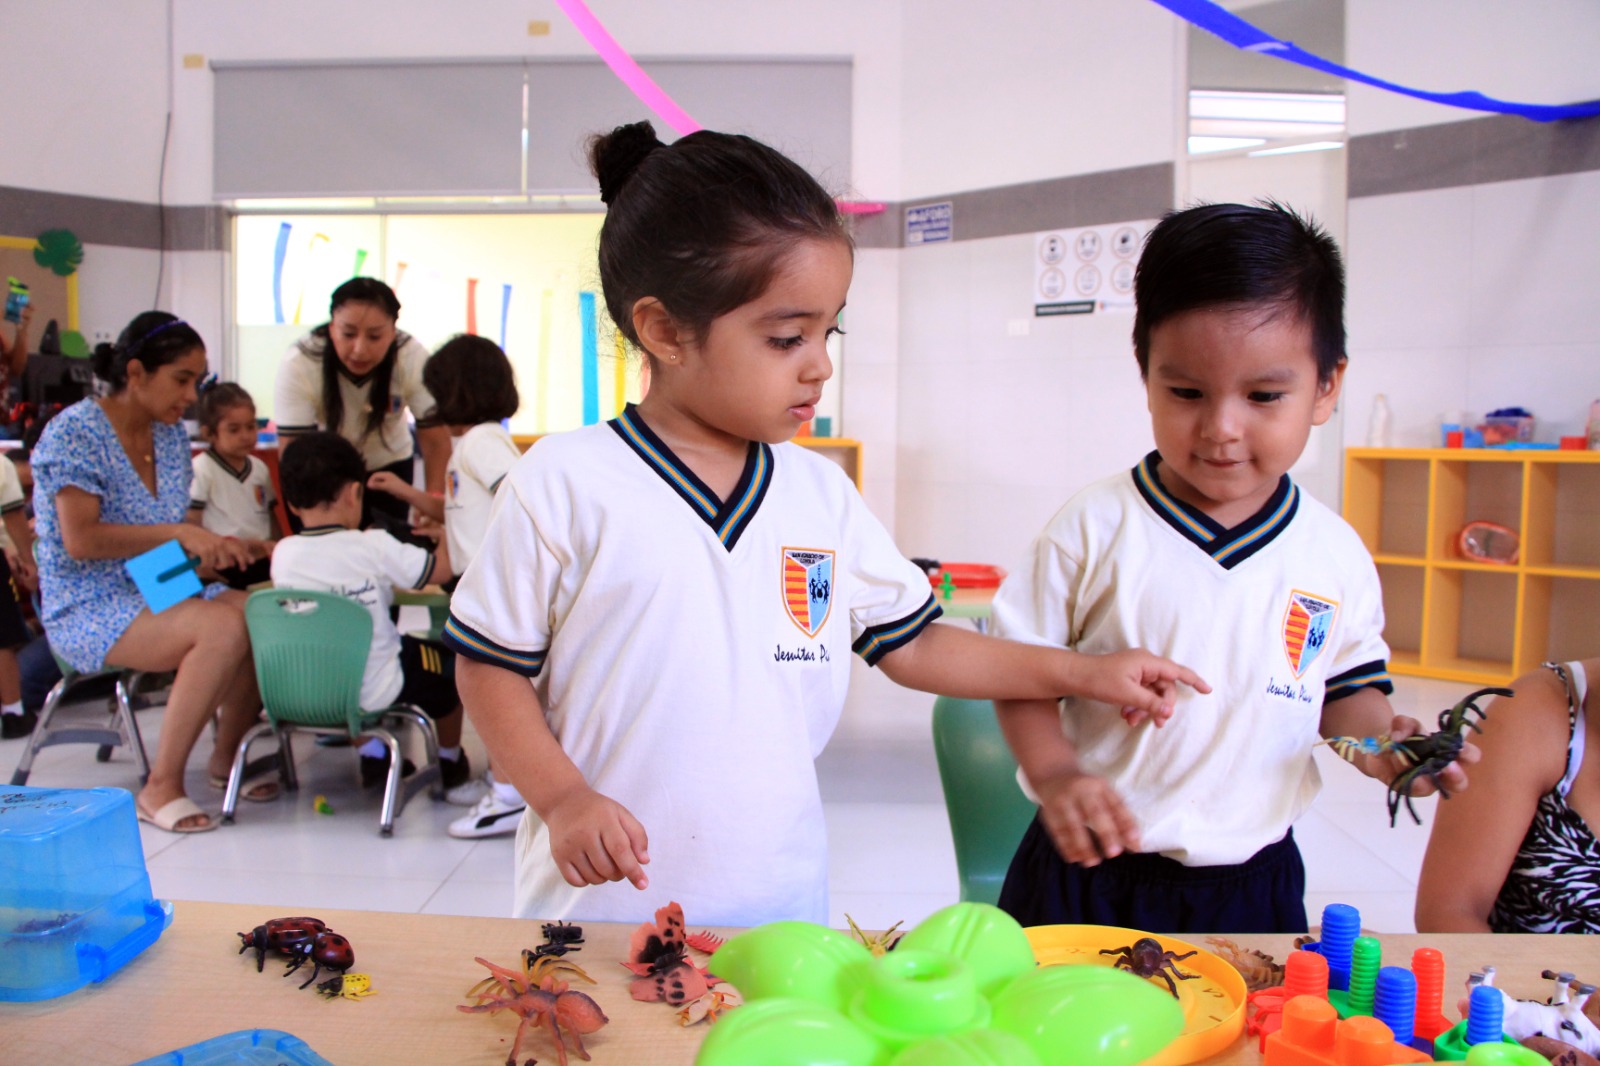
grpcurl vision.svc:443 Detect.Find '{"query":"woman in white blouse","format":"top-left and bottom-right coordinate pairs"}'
top-left (273, 277), bottom-right (450, 532)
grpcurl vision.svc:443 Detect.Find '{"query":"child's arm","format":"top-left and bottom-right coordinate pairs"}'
top-left (1414, 675), bottom-right (1565, 931)
top-left (876, 621), bottom-right (1209, 720)
top-left (185, 507), bottom-right (205, 526)
top-left (457, 656), bottom-right (649, 889)
top-left (995, 696), bottom-right (1142, 866)
top-left (366, 471), bottom-right (445, 523)
top-left (1320, 687), bottom-right (1478, 797)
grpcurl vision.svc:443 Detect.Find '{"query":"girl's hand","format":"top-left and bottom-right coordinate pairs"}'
top-left (176, 524), bottom-right (254, 572)
top-left (366, 471), bottom-right (408, 497)
top-left (1077, 648), bottom-right (1211, 728)
top-left (1034, 768), bottom-right (1140, 867)
top-left (1359, 714), bottom-right (1481, 797)
top-left (543, 786), bottom-right (651, 891)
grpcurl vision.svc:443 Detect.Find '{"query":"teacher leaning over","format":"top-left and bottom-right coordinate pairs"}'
top-left (273, 277), bottom-right (448, 531)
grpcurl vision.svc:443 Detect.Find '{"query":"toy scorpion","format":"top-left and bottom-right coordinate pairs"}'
top-left (1327, 685), bottom-right (1511, 827)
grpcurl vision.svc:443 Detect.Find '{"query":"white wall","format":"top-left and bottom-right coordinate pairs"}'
top-left (1346, 0), bottom-right (1600, 136)
top-left (1343, 3), bottom-right (1600, 448)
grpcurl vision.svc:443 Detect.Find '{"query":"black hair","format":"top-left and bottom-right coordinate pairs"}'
top-left (196, 381), bottom-right (255, 432)
top-left (588, 120), bottom-right (849, 355)
top-left (1132, 201), bottom-right (1346, 383)
top-left (279, 431), bottom-right (366, 511)
top-left (423, 334), bottom-right (519, 426)
top-left (301, 277), bottom-right (403, 440)
top-left (91, 311), bottom-right (205, 392)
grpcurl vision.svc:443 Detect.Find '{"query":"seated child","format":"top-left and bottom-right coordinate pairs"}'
top-left (0, 451), bottom-right (37, 738)
top-left (272, 431), bottom-right (475, 799)
top-left (1416, 659), bottom-right (1600, 933)
top-left (991, 201), bottom-right (1477, 934)
top-left (188, 382), bottom-right (278, 588)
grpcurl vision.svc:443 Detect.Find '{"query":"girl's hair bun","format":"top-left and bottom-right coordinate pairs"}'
top-left (589, 120), bottom-right (666, 205)
top-left (91, 341), bottom-right (119, 382)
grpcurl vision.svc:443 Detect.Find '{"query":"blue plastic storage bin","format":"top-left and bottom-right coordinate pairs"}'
top-left (131, 1029), bottom-right (337, 1065)
top-left (0, 785), bottom-right (173, 1001)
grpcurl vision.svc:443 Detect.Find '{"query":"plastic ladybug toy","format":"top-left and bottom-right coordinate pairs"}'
top-left (237, 916), bottom-right (356, 990)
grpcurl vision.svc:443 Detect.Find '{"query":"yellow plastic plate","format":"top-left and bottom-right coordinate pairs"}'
top-left (1025, 924), bottom-right (1247, 1066)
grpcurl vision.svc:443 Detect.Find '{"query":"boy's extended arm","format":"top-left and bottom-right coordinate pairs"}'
top-left (876, 621), bottom-right (1209, 721)
top-left (457, 656), bottom-right (649, 890)
top-left (1319, 685), bottom-right (1478, 796)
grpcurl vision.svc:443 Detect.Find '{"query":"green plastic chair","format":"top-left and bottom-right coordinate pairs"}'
top-left (931, 696), bottom-right (1038, 906)
top-left (221, 589), bottom-right (442, 835)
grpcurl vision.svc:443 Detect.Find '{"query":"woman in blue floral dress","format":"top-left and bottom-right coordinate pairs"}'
top-left (33, 312), bottom-right (264, 832)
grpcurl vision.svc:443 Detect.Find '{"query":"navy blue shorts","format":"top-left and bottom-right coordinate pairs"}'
top-left (397, 635), bottom-right (458, 720)
top-left (997, 815), bottom-right (1308, 934)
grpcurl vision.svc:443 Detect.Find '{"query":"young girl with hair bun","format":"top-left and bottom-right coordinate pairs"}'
top-left (444, 121), bottom-right (1207, 925)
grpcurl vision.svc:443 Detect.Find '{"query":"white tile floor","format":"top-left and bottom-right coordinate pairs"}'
top-left (3, 660), bottom-right (1465, 934)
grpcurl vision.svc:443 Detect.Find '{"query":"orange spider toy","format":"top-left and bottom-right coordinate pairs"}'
top-left (458, 952), bottom-right (609, 1066)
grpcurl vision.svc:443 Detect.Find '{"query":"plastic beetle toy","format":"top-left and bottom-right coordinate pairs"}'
top-left (237, 916), bottom-right (356, 990)
top-left (1100, 937), bottom-right (1200, 996)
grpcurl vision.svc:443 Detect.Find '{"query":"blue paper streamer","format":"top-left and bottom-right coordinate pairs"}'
top-left (579, 291), bottom-right (599, 426)
top-left (272, 222), bottom-right (291, 324)
top-left (1151, 0), bottom-right (1600, 122)
top-left (500, 284), bottom-right (513, 349)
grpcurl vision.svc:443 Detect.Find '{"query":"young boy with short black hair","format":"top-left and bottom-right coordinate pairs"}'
top-left (273, 431), bottom-right (475, 799)
top-left (991, 201), bottom-right (1477, 934)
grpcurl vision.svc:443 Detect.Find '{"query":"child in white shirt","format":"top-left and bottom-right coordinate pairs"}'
top-left (273, 431), bottom-right (477, 800)
top-left (368, 335), bottom-right (525, 837)
top-left (188, 382), bottom-right (277, 588)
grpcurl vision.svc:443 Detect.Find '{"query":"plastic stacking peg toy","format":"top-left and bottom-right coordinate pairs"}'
top-left (696, 902), bottom-right (1186, 1066)
top-left (1431, 983), bottom-right (1524, 1060)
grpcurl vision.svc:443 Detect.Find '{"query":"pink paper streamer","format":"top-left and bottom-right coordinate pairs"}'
top-left (556, 0), bottom-right (886, 215)
top-left (554, 0), bottom-right (703, 136)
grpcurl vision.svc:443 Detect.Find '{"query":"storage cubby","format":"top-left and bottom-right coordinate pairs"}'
top-left (1344, 448), bottom-right (1600, 684)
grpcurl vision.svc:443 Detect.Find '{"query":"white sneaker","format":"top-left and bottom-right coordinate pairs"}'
top-left (448, 791), bottom-right (526, 839)
top-left (443, 772), bottom-right (489, 807)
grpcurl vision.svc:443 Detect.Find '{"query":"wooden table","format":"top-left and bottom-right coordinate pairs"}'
top-left (4, 901), bottom-right (1594, 1065)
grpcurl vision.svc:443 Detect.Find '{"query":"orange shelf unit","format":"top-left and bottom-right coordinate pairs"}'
top-left (1343, 447), bottom-right (1600, 685)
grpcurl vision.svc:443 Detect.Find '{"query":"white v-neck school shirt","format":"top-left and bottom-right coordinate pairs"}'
top-left (445, 407), bottom-right (939, 926)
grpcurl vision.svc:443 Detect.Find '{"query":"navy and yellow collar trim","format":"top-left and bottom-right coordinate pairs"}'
top-left (1131, 451), bottom-right (1298, 570)
top-left (295, 524), bottom-right (348, 536)
top-left (609, 405), bottom-right (771, 551)
top-left (204, 448), bottom-right (251, 482)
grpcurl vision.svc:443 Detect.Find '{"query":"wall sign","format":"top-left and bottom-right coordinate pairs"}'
top-left (905, 202), bottom-right (953, 246)
top-left (1033, 221), bottom-right (1153, 317)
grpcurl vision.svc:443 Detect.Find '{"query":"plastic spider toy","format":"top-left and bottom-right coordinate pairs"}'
top-left (459, 954), bottom-right (607, 1066)
top-left (1100, 937), bottom-right (1200, 997)
top-left (1328, 685), bottom-right (1512, 826)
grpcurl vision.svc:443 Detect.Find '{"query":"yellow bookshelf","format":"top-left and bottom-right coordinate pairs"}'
top-left (1344, 447), bottom-right (1600, 684)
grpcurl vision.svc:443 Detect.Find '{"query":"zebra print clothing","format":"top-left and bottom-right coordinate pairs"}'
top-left (1488, 661), bottom-right (1600, 934)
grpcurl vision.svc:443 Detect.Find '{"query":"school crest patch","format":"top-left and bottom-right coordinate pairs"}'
top-left (1282, 590), bottom-right (1338, 678)
top-left (448, 470), bottom-right (460, 499)
top-left (782, 548), bottom-right (834, 638)
top-left (253, 485), bottom-right (267, 508)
